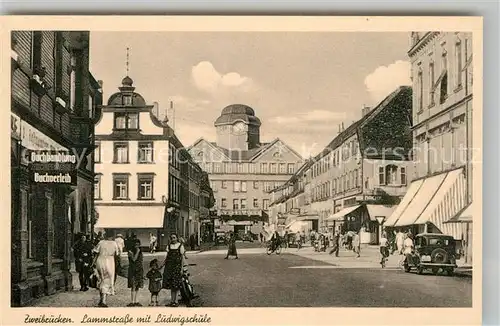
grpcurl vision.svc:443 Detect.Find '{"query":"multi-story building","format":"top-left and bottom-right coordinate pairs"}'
top-left (11, 31), bottom-right (102, 306)
top-left (188, 104), bottom-right (303, 238)
top-left (94, 75), bottom-right (212, 248)
top-left (384, 32), bottom-right (473, 264)
top-left (271, 86), bottom-right (414, 244)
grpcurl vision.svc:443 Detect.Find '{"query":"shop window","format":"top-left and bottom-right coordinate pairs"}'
top-left (113, 174), bottom-right (130, 200)
top-left (138, 142), bottom-right (154, 163)
top-left (113, 142), bottom-right (129, 163)
top-left (138, 173), bottom-right (154, 200)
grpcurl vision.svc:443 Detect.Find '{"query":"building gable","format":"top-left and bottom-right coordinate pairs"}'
top-left (188, 138), bottom-right (230, 162)
top-left (250, 139), bottom-right (303, 163)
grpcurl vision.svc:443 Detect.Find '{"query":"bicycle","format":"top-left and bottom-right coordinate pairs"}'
top-left (380, 246), bottom-right (389, 268)
top-left (266, 242), bottom-right (282, 255)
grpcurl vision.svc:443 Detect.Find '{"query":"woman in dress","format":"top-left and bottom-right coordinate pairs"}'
top-left (161, 233), bottom-right (185, 307)
top-left (225, 232), bottom-right (238, 259)
top-left (127, 239), bottom-right (144, 307)
top-left (92, 229), bottom-right (119, 307)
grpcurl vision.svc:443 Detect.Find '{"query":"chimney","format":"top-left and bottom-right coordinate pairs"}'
top-left (362, 105), bottom-right (371, 117)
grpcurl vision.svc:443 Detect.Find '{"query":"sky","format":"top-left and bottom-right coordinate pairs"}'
top-left (89, 32), bottom-right (412, 158)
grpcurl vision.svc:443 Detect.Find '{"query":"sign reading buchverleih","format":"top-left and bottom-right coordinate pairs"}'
top-left (27, 150), bottom-right (78, 186)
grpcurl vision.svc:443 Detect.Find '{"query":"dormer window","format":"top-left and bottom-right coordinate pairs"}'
top-left (123, 95), bottom-right (132, 106)
top-left (114, 112), bottom-right (139, 130)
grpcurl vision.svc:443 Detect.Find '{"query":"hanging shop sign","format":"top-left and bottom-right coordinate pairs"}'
top-left (27, 150), bottom-right (78, 186)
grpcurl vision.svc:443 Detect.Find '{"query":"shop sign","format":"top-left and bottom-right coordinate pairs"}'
top-left (20, 120), bottom-right (67, 151)
top-left (11, 113), bottom-right (21, 139)
top-left (28, 150), bottom-right (78, 186)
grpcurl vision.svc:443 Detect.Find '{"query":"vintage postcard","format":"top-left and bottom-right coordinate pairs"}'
top-left (0, 16), bottom-right (482, 326)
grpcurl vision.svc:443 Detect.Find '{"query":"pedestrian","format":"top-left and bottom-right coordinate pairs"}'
top-left (161, 233), bottom-right (185, 307)
top-left (92, 229), bottom-right (120, 307)
top-left (379, 232), bottom-right (389, 265)
top-left (402, 233), bottom-right (414, 265)
top-left (329, 231), bottom-right (340, 257)
top-left (189, 234), bottom-right (196, 251)
top-left (352, 231), bottom-right (361, 258)
top-left (145, 259), bottom-right (163, 306)
top-left (396, 229), bottom-right (404, 255)
top-left (114, 234), bottom-right (125, 282)
top-left (149, 233), bottom-right (157, 253)
top-left (127, 239), bottom-right (144, 307)
top-left (74, 233), bottom-right (93, 291)
top-left (225, 232), bottom-right (238, 259)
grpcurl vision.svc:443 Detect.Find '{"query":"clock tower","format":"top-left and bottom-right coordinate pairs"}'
top-left (214, 104), bottom-right (261, 151)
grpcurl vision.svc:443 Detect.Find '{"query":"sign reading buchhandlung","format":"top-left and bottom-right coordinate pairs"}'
top-left (27, 150), bottom-right (78, 186)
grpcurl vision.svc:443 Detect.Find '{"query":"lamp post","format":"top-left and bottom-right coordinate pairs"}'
top-left (375, 216), bottom-right (386, 245)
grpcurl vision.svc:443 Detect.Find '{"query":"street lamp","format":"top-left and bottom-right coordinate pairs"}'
top-left (375, 216), bottom-right (386, 244)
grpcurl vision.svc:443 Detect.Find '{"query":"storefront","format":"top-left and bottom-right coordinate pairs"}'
top-left (11, 113), bottom-right (83, 306)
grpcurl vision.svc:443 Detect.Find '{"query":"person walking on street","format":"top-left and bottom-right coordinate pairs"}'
top-left (352, 231), bottom-right (361, 258)
top-left (189, 234), bottom-right (196, 251)
top-left (329, 231), bottom-right (340, 257)
top-left (114, 234), bottom-right (125, 283)
top-left (402, 233), bottom-right (415, 266)
top-left (225, 232), bottom-right (239, 259)
top-left (92, 229), bottom-right (120, 307)
top-left (74, 233), bottom-right (93, 291)
top-left (149, 233), bottom-right (157, 254)
top-left (396, 230), bottom-right (404, 255)
top-left (127, 239), bottom-right (144, 307)
top-left (161, 233), bottom-right (185, 307)
top-left (379, 232), bottom-right (389, 265)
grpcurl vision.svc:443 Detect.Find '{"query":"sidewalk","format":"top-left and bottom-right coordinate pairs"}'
top-left (289, 245), bottom-right (473, 276)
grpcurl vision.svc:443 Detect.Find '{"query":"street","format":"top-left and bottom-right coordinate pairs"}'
top-left (30, 244), bottom-right (471, 308)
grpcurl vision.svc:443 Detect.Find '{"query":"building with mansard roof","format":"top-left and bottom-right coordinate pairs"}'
top-left (188, 104), bottom-right (303, 239)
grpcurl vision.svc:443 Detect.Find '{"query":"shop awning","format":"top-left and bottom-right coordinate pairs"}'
top-left (393, 173), bottom-right (447, 227)
top-left (444, 203), bottom-right (473, 223)
top-left (95, 205), bottom-right (165, 229)
top-left (325, 205), bottom-right (361, 221)
top-left (384, 179), bottom-right (424, 227)
top-left (366, 205), bottom-right (396, 222)
top-left (388, 168), bottom-right (466, 239)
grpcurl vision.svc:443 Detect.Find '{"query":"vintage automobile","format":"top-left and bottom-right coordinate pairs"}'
top-left (241, 232), bottom-right (254, 242)
top-left (403, 233), bottom-right (458, 276)
top-left (286, 232), bottom-right (299, 248)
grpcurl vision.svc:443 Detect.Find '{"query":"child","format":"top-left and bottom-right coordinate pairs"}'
top-left (146, 259), bottom-right (163, 306)
top-left (127, 239), bottom-right (144, 307)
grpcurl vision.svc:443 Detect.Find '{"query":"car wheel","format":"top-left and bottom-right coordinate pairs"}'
top-left (431, 248), bottom-right (448, 264)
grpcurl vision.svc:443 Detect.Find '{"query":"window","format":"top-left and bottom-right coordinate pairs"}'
top-left (31, 31), bottom-right (42, 72)
top-left (253, 198), bottom-right (259, 208)
top-left (429, 62), bottom-right (435, 106)
top-left (264, 182), bottom-right (272, 192)
top-left (241, 181), bottom-right (247, 192)
top-left (249, 164), bottom-right (255, 174)
top-left (270, 163), bottom-right (277, 174)
top-left (123, 95), bottom-right (132, 106)
top-left (274, 182), bottom-right (280, 190)
top-left (128, 113), bottom-right (139, 129)
top-left (440, 52), bottom-right (448, 103)
top-left (455, 40), bottom-right (463, 87)
top-left (221, 198), bottom-right (227, 208)
top-left (233, 199), bottom-right (239, 210)
top-left (379, 166), bottom-right (385, 185)
top-left (114, 113), bottom-right (138, 130)
top-left (210, 181), bottom-right (218, 192)
top-left (214, 163), bottom-right (222, 173)
top-left (279, 163), bottom-right (286, 174)
top-left (138, 142), bottom-right (154, 163)
top-left (253, 181), bottom-right (259, 189)
top-left (138, 173), bottom-right (154, 200)
top-left (113, 142), bottom-right (129, 163)
top-left (401, 167), bottom-right (407, 185)
top-left (94, 174), bottom-right (101, 199)
top-left (238, 164), bottom-right (244, 173)
top-left (263, 199), bottom-right (269, 210)
top-left (222, 181), bottom-right (227, 189)
top-left (261, 163), bottom-right (268, 174)
top-left (417, 70), bottom-right (423, 112)
top-left (88, 95), bottom-right (94, 119)
top-left (385, 165), bottom-right (398, 185)
top-left (115, 113), bottom-right (127, 129)
top-left (113, 174), bottom-right (129, 200)
top-left (241, 199), bottom-right (247, 209)
top-left (234, 181), bottom-right (241, 192)
top-left (94, 142), bottom-right (101, 163)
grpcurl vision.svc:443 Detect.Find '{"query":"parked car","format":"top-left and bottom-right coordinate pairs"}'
top-left (241, 233), bottom-right (254, 242)
top-left (215, 232), bottom-right (227, 246)
top-left (403, 233), bottom-right (458, 276)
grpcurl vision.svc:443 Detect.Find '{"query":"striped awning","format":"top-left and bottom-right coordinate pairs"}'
top-left (366, 205), bottom-right (396, 222)
top-left (386, 168), bottom-right (465, 239)
top-left (444, 203), bottom-right (473, 223)
top-left (325, 205), bottom-right (361, 221)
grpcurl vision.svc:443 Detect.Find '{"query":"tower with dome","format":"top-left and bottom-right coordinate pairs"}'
top-left (189, 104), bottom-right (303, 238)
